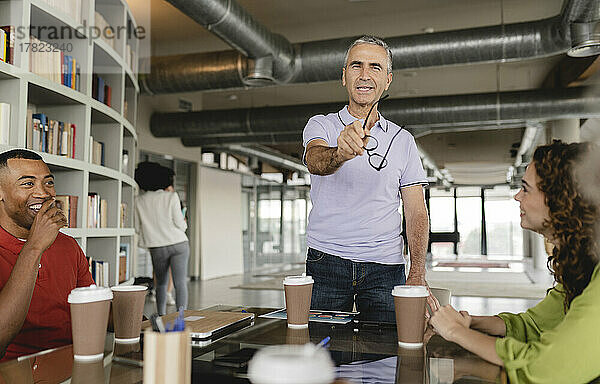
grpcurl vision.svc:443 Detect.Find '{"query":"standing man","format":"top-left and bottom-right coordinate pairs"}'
top-left (0, 149), bottom-right (94, 360)
top-left (303, 36), bottom-right (433, 322)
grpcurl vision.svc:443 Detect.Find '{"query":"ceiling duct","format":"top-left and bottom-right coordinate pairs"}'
top-left (568, 21), bottom-right (600, 56)
top-left (151, 87), bottom-right (600, 142)
top-left (141, 0), bottom-right (599, 94)
top-left (162, 0), bottom-right (295, 86)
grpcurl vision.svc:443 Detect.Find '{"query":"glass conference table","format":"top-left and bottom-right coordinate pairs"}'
top-left (0, 306), bottom-right (506, 384)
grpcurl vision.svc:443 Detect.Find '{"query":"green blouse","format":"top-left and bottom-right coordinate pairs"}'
top-left (495, 263), bottom-right (600, 384)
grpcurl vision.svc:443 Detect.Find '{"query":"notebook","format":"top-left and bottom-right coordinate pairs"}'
top-left (142, 310), bottom-right (255, 341)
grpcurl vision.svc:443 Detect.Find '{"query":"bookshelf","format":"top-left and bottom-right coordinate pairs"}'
top-left (0, 0), bottom-right (140, 286)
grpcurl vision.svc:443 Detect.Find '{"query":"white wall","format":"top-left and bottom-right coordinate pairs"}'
top-left (199, 167), bottom-right (244, 280)
top-left (136, 94), bottom-right (244, 280)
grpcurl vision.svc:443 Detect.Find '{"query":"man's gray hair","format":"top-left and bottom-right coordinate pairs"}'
top-left (343, 35), bottom-right (393, 74)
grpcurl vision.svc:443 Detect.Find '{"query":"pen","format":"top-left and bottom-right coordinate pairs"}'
top-left (150, 313), bottom-right (166, 333)
top-left (317, 336), bottom-right (331, 348)
top-left (156, 317), bottom-right (165, 333)
top-left (167, 307), bottom-right (185, 332)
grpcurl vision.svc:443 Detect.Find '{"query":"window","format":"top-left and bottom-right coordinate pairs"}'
top-left (430, 188), bottom-right (454, 232)
top-left (456, 187), bottom-right (482, 256)
top-left (485, 187), bottom-right (523, 259)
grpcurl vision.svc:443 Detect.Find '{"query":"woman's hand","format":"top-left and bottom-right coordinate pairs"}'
top-left (458, 310), bottom-right (472, 329)
top-left (429, 305), bottom-right (471, 342)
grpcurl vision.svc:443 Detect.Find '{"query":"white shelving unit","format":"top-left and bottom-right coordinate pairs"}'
top-left (0, 0), bottom-right (140, 286)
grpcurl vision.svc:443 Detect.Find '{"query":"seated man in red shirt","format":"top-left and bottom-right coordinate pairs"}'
top-left (0, 149), bottom-right (94, 361)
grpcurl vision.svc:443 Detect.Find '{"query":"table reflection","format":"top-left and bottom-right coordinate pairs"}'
top-left (0, 307), bottom-right (508, 384)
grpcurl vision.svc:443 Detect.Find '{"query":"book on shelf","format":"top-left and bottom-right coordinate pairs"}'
top-left (55, 195), bottom-right (78, 228)
top-left (119, 202), bottom-right (127, 228)
top-left (0, 28), bottom-right (6, 63)
top-left (29, 36), bottom-right (81, 91)
top-left (119, 254), bottom-right (127, 283)
top-left (92, 74), bottom-right (112, 106)
top-left (0, 26), bottom-right (15, 65)
top-left (100, 199), bottom-right (108, 228)
top-left (119, 243), bottom-right (129, 283)
top-left (87, 193), bottom-right (108, 228)
top-left (28, 112), bottom-right (76, 157)
top-left (89, 136), bottom-right (105, 166)
top-left (87, 192), bottom-right (98, 228)
top-left (87, 258), bottom-right (110, 287)
top-left (0, 103), bottom-right (10, 145)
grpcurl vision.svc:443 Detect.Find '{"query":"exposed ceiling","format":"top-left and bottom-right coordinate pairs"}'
top-left (127, 0), bottom-right (597, 185)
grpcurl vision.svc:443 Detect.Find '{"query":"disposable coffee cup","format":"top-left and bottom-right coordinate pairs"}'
top-left (111, 285), bottom-right (148, 343)
top-left (392, 285), bottom-right (428, 348)
top-left (248, 344), bottom-right (334, 384)
top-left (283, 275), bottom-right (314, 329)
top-left (68, 285), bottom-right (113, 361)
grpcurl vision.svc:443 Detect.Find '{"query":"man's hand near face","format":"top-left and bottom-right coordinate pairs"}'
top-left (24, 198), bottom-right (67, 254)
top-left (0, 198), bottom-right (65, 358)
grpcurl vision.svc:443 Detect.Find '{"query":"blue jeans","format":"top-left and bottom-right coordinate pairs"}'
top-left (305, 248), bottom-right (406, 323)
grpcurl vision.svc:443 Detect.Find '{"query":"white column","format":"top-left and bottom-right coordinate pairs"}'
top-left (548, 119), bottom-right (581, 143)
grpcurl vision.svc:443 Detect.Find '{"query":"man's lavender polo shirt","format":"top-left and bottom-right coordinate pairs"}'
top-left (302, 106), bottom-right (428, 265)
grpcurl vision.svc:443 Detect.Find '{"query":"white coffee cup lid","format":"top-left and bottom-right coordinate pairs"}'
top-left (68, 285), bottom-right (113, 304)
top-left (248, 344), bottom-right (334, 384)
top-left (283, 275), bottom-right (314, 286)
top-left (392, 285), bottom-right (429, 298)
top-left (111, 285), bottom-right (148, 292)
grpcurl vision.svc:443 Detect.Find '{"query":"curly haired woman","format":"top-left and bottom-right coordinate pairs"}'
top-left (429, 140), bottom-right (600, 384)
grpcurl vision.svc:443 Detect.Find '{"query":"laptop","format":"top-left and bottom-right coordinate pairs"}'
top-left (142, 310), bottom-right (255, 341)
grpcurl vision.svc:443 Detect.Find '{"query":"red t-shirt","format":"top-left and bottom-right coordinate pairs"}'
top-left (0, 226), bottom-right (95, 361)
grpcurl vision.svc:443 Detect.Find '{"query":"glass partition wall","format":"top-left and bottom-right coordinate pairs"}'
top-left (429, 186), bottom-right (524, 261)
top-left (242, 175), bottom-right (310, 273)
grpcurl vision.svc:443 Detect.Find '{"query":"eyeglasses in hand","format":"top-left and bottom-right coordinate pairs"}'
top-left (361, 95), bottom-right (402, 172)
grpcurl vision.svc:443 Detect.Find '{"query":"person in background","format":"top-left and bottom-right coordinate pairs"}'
top-left (0, 149), bottom-right (94, 360)
top-left (429, 140), bottom-right (600, 384)
top-left (135, 162), bottom-right (189, 315)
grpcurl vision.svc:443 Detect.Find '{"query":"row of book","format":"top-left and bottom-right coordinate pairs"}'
top-left (86, 257), bottom-right (110, 287)
top-left (0, 26), bottom-right (15, 65)
top-left (0, 103), bottom-right (10, 145)
top-left (29, 36), bottom-right (81, 91)
top-left (26, 110), bottom-right (77, 158)
top-left (41, 0), bottom-right (83, 24)
top-left (55, 195), bottom-right (78, 228)
top-left (92, 74), bottom-right (112, 107)
top-left (55, 196), bottom-right (130, 229)
top-left (90, 136), bottom-right (105, 166)
top-left (88, 193), bottom-right (108, 228)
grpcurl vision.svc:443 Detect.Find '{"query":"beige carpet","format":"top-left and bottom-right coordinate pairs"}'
top-left (233, 270), bottom-right (548, 299)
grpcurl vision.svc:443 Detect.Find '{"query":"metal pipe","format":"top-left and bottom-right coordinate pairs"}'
top-left (141, 0), bottom-right (598, 94)
top-left (151, 87), bottom-right (600, 140)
